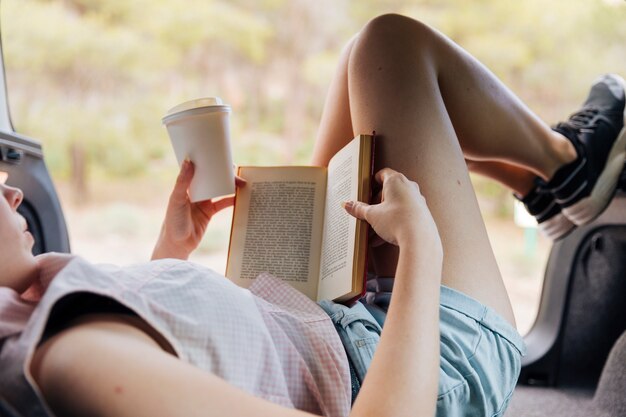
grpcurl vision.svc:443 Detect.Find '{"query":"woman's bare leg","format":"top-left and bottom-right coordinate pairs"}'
top-left (312, 14), bottom-right (577, 326)
top-left (465, 159), bottom-right (537, 196)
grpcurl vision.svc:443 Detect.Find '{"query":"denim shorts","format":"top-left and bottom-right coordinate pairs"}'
top-left (318, 285), bottom-right (526, 417)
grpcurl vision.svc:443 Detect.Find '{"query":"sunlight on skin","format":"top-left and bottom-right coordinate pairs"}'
top-left (0, 171), bottom-right (8, 184)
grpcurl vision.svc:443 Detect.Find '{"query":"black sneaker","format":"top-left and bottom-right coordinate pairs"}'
top-left (515, 184), bottom-right (575, 240)
top-left (542, 74), bottom-right (626, 226)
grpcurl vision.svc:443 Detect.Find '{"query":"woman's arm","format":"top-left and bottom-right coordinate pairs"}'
top-left (30, 315), bottom-right (318, 417)
top-left (344, 168), bottom-right (443, 417)
top-left (152, 160), bottom-right (245, 260)
top-left (351, 238), bottom-right (441, 417)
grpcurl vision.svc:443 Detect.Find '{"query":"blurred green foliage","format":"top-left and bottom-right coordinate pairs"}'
top-left (2, 0), bottom-right (625, 210)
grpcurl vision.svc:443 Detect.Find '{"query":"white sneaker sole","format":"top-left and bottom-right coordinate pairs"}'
top-left (562, 126), bottom-right (626, 225)
top-left (539, 212), bottom-right (576, 240)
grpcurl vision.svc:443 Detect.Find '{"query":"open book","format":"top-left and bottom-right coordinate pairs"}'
top-left (226, 134), bottom-right (374, 303)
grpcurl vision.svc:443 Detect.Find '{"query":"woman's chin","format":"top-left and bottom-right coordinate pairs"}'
top-left (13, 255), bottom-right (40, 294)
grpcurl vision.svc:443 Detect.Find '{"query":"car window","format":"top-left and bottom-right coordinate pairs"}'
top-left (0, 48), bottom-right (10, 131)
top-left (2, 0), bottom-right (625, 335)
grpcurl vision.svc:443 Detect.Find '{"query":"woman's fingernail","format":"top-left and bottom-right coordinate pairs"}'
top-left (342, 201), bottom-right (354, 210)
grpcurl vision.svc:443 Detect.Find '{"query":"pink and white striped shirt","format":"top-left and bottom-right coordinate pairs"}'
top-left (0, 253), bottom-right (351, 417)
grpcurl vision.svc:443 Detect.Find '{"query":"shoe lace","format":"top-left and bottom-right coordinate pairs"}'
top-left (533, 176), bottom-right (553, 195)
top-left (558, 106), bottom-right (600, 131)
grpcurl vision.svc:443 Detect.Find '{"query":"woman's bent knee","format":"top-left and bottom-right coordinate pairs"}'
top-left (359, 13), bottom-right (436, 50)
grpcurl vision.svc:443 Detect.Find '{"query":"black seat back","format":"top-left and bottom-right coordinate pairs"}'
top-left (0, 399), bottom-right (21, 417)
top-left (519, 173), bottom-right (626, 390)
top-left (557, 225), bottom-right (626, 388)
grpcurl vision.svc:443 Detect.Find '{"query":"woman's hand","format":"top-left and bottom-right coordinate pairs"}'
top-left (347, 168), bottom-right (443, 417)
top-left (152, 160), bottom-right (246, 260)
top-left (343, 168), bottom-right (440, 251)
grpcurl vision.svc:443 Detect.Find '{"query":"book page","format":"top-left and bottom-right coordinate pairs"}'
top-left (317, 137), bottom-right (362, 301)
top-left (226, 167), bottom-right (327, 299)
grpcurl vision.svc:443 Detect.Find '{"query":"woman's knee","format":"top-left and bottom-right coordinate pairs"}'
top-left (356, 13), bottom-right (437, 54)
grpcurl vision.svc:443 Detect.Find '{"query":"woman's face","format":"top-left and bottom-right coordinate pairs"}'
top-left (0, 183), bottom-right (38, 292)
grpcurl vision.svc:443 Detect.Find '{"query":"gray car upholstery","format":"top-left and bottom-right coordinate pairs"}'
top-left (507, 178), bottom-right (626, 417)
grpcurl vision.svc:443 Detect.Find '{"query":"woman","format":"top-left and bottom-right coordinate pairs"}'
top-left (1, 13), bottom-right (624, 417)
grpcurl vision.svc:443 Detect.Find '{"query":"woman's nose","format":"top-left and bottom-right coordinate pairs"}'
top-left (3, 185), bottom-right (24, 210)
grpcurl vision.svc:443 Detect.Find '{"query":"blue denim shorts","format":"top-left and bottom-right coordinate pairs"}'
top-left (319, 285), bottom-right (526, 417)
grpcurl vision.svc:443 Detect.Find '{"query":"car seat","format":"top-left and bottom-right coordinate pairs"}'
top-left (506, 166), bottom-right (626, 416)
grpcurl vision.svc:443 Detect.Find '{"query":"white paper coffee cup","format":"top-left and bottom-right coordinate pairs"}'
top-left (163, 97), bottom-right (235, 202)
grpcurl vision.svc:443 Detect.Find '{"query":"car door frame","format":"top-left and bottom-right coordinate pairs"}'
top-left (0, 21), bottom-right (70, 255)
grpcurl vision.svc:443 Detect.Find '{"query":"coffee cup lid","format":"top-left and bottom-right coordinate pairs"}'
top-left (163, 97), bottom-right (230, 124)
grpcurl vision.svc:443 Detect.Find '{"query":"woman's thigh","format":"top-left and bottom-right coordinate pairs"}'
top-left (322, 289), bottom-right (524, 416)
top-left (312, 14), bottom-right (517, 326)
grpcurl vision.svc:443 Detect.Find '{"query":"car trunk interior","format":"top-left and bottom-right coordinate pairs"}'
top-left (506, 167), bottom-right (626, 417)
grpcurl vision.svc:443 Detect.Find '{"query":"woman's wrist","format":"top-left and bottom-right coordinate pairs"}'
top-left (152, 232), bottom-right (190, 260)
top-left (396, 225), bottom-right (428, 248)
top-left (396, 227), bottom-right (443, 267)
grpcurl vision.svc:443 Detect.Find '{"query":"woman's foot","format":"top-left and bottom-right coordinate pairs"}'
top-left (516, 186), bottom-right (575, 240)
top-left (541, 74), bottom-right (626, 226)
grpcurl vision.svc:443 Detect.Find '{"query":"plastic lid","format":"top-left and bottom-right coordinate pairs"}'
top-left (165, 97), bottom-right (227, 117)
